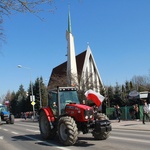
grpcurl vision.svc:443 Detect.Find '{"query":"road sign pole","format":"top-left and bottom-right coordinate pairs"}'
top-left (30, 95), bottom-right (35, 121)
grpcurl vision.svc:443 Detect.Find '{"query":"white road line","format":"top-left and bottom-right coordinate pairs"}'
top-left (26, 129), bottom-right (40, 133)
top-left (15, 123), bottom-right (39, 128)
top-left (1, 126), bottom-right (70, 150)
top-left (112, 131), bottom-right (150, 138)
top-left (112, 128), bottom-right (150, 133)
top-left (0, 136), bottom-right (4, 140)
top-left (110, 136), bottom-right (150, 144)
top-left (23, 135), bottom-right (71, 150)
top-left (11, 131), bottom-right (19, 135)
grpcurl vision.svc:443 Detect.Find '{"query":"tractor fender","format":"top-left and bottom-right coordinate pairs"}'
top-left (39, 107), bottom-right (55, 122)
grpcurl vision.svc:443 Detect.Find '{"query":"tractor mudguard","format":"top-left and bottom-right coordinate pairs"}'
top-left (40, 107), bottom-right (55, 122)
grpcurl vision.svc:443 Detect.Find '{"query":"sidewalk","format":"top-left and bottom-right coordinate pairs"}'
top-left (111, 120), bottom-right (150, 131)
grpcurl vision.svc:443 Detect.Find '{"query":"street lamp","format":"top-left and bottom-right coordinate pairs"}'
top-left (17, 65), bottom-right (35, 121)
top-left (39, 78), bottom-right (42, 108)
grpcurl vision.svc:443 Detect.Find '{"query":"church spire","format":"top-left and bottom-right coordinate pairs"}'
top-left (66, 9), bottom-right (78, 86)
top-left (68, 9), bottom-right (72, 33)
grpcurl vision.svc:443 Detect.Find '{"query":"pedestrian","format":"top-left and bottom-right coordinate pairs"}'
top-left (134, 104), bottom-right (140, 120)
top-left (143, 100), bottom-right (150, 124)
top-left (24, 112), bottom-right (27, 120)
top-left (115, 104), bottom-right (122, 122)
top-left (129, 105), bottom-right (136, 120)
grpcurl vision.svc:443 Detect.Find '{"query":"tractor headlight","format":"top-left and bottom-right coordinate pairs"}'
top-left (90, 115), bottom-right (93, 119)
top-left (85, 116), bottom-right (88, 119)
top-left (84, 109), bottom-right (93, 120)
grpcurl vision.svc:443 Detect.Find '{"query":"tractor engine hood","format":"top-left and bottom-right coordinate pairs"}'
top-left (65, 103), bottom-right (94, 122)
top-left (66, 103), bottom-right (93, 110)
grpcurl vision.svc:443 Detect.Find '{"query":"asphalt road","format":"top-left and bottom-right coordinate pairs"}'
top-left (0, 119), bottom-right (150, 150)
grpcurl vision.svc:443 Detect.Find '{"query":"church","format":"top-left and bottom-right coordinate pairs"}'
top-left (48, 10), bottom-right (104, 93)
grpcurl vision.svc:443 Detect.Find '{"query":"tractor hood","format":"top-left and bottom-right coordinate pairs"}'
top-left (66, 103), bottom-right (93, 110)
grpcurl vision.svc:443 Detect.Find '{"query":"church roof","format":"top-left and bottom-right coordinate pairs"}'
top-left (48, 50), bottom-right (86, 88)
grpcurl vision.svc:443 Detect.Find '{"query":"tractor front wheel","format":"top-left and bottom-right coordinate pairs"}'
top-left (93, 131), bottom-right (110, 140)
top-left (93, 113), bottom-right (111, 140)
top-left (58, 116), bottom-right (78, 146)
top-left (39, 111), bottom-right (56, 140)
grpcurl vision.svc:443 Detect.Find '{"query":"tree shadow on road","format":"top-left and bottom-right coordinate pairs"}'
top-left (11, 134), bottom-right (95, 147)
top-left (123, 124), bottom-right (138, 126)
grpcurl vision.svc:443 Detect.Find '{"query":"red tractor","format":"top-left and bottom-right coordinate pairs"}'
top-left (39, 87), bottom-right (111, 146)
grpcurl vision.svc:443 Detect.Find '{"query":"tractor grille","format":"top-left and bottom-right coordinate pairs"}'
top-left (84, 109), bottom-right (93, 119)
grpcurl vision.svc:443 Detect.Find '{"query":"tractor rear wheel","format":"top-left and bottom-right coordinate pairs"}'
top-left (93, 113), bottom-right (110, 140)
top-left (39, 111), bottom-right (56, 140)
top-left (58, 116), bottom-right (78, 146)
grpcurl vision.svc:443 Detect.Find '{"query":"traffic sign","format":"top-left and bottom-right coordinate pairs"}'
top-left (30, 95), bottom-right (35, 102)
top-left (31, 101), bottom-right (36, 106)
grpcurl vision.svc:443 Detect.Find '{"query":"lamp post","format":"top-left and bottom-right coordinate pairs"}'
top-left (39, 78), bottom-right (42, 108)
top-left (17, 65), bottom-right (35, 121)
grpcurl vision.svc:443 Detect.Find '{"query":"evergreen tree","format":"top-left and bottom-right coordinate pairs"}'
top-left (26, 82), bottom-right (34, 112)
top-left (40, 77), bottom-right (48, 107)
top-left (113, 82), bottom-right (122, 106)
top-left (107, 86), bottom-right (114, 107)
top-left (15, 85), bottom-right (27, 115)
top-left (121, 84), bottom-right (129, 106)
top-left (9, 92), bottom-right (17, 116)
top-left (33, 77), bottom-right (48, 111)
top-left (125, 81), bottom-right (130, 94)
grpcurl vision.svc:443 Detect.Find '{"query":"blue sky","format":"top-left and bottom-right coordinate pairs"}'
top-left (0, 0), bottom-right (150, 98)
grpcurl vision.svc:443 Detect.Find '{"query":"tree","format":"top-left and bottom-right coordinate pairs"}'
top-left (106, 86), bottom-right (114, 107)
top-left (0, 0), bottom-right (55, 43)
top-left (1, 90), bottom-right (12, 104)
top-left (9, 91), bottom-right (17, 116)
top-left (131, 75), bottom-right (150, 91)
top-left (0, 94), bottom-right (5, 103)
top-left (113, 82), bottom-right (123, 106)
top-left (0, 0), bottom-right (54, 15)
top-left (121, 85), bottom-right (128, 106)
top-left (25, 82), bottom-right (34, 112)
top-left (33, 77), bottom-right (48, 111)
top-left (39, 77), bottom-right (48, 107)
top-left (16, 85), bottom-right (27, 113)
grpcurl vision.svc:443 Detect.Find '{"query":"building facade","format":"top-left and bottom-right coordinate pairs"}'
top-left (48, 11), bottom-right (104, 93)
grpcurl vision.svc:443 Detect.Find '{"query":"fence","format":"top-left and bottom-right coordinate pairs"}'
top-left (106, 105), bottom-right (147, 120)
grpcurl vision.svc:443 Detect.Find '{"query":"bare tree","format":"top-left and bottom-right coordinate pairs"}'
top-left (131, 75), bottom-right (150, 91)
top-left (0, 0), bottom-right (55, 15)
top-left (0, 0), bottom-right (55, 44)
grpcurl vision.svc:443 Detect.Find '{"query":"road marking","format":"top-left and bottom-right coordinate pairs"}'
top-left (112, 131), bottom-right (150, 138)
top-left (26, 129), bottom-right (40, 133)
top-left (23, 135), bottom-right (71, 150)
top-left (15, 123), bottom-right (39, 128)
top-left (11, 131), bottom-right (19, 135)
top-left (1, 126), bottom-right (70, 150)
top-left (0, 136), bottom-right (3, 140)
top-left (110, 136), bottom-right (150, 144)
top-left (112, 128), bottom-right (150, 133)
